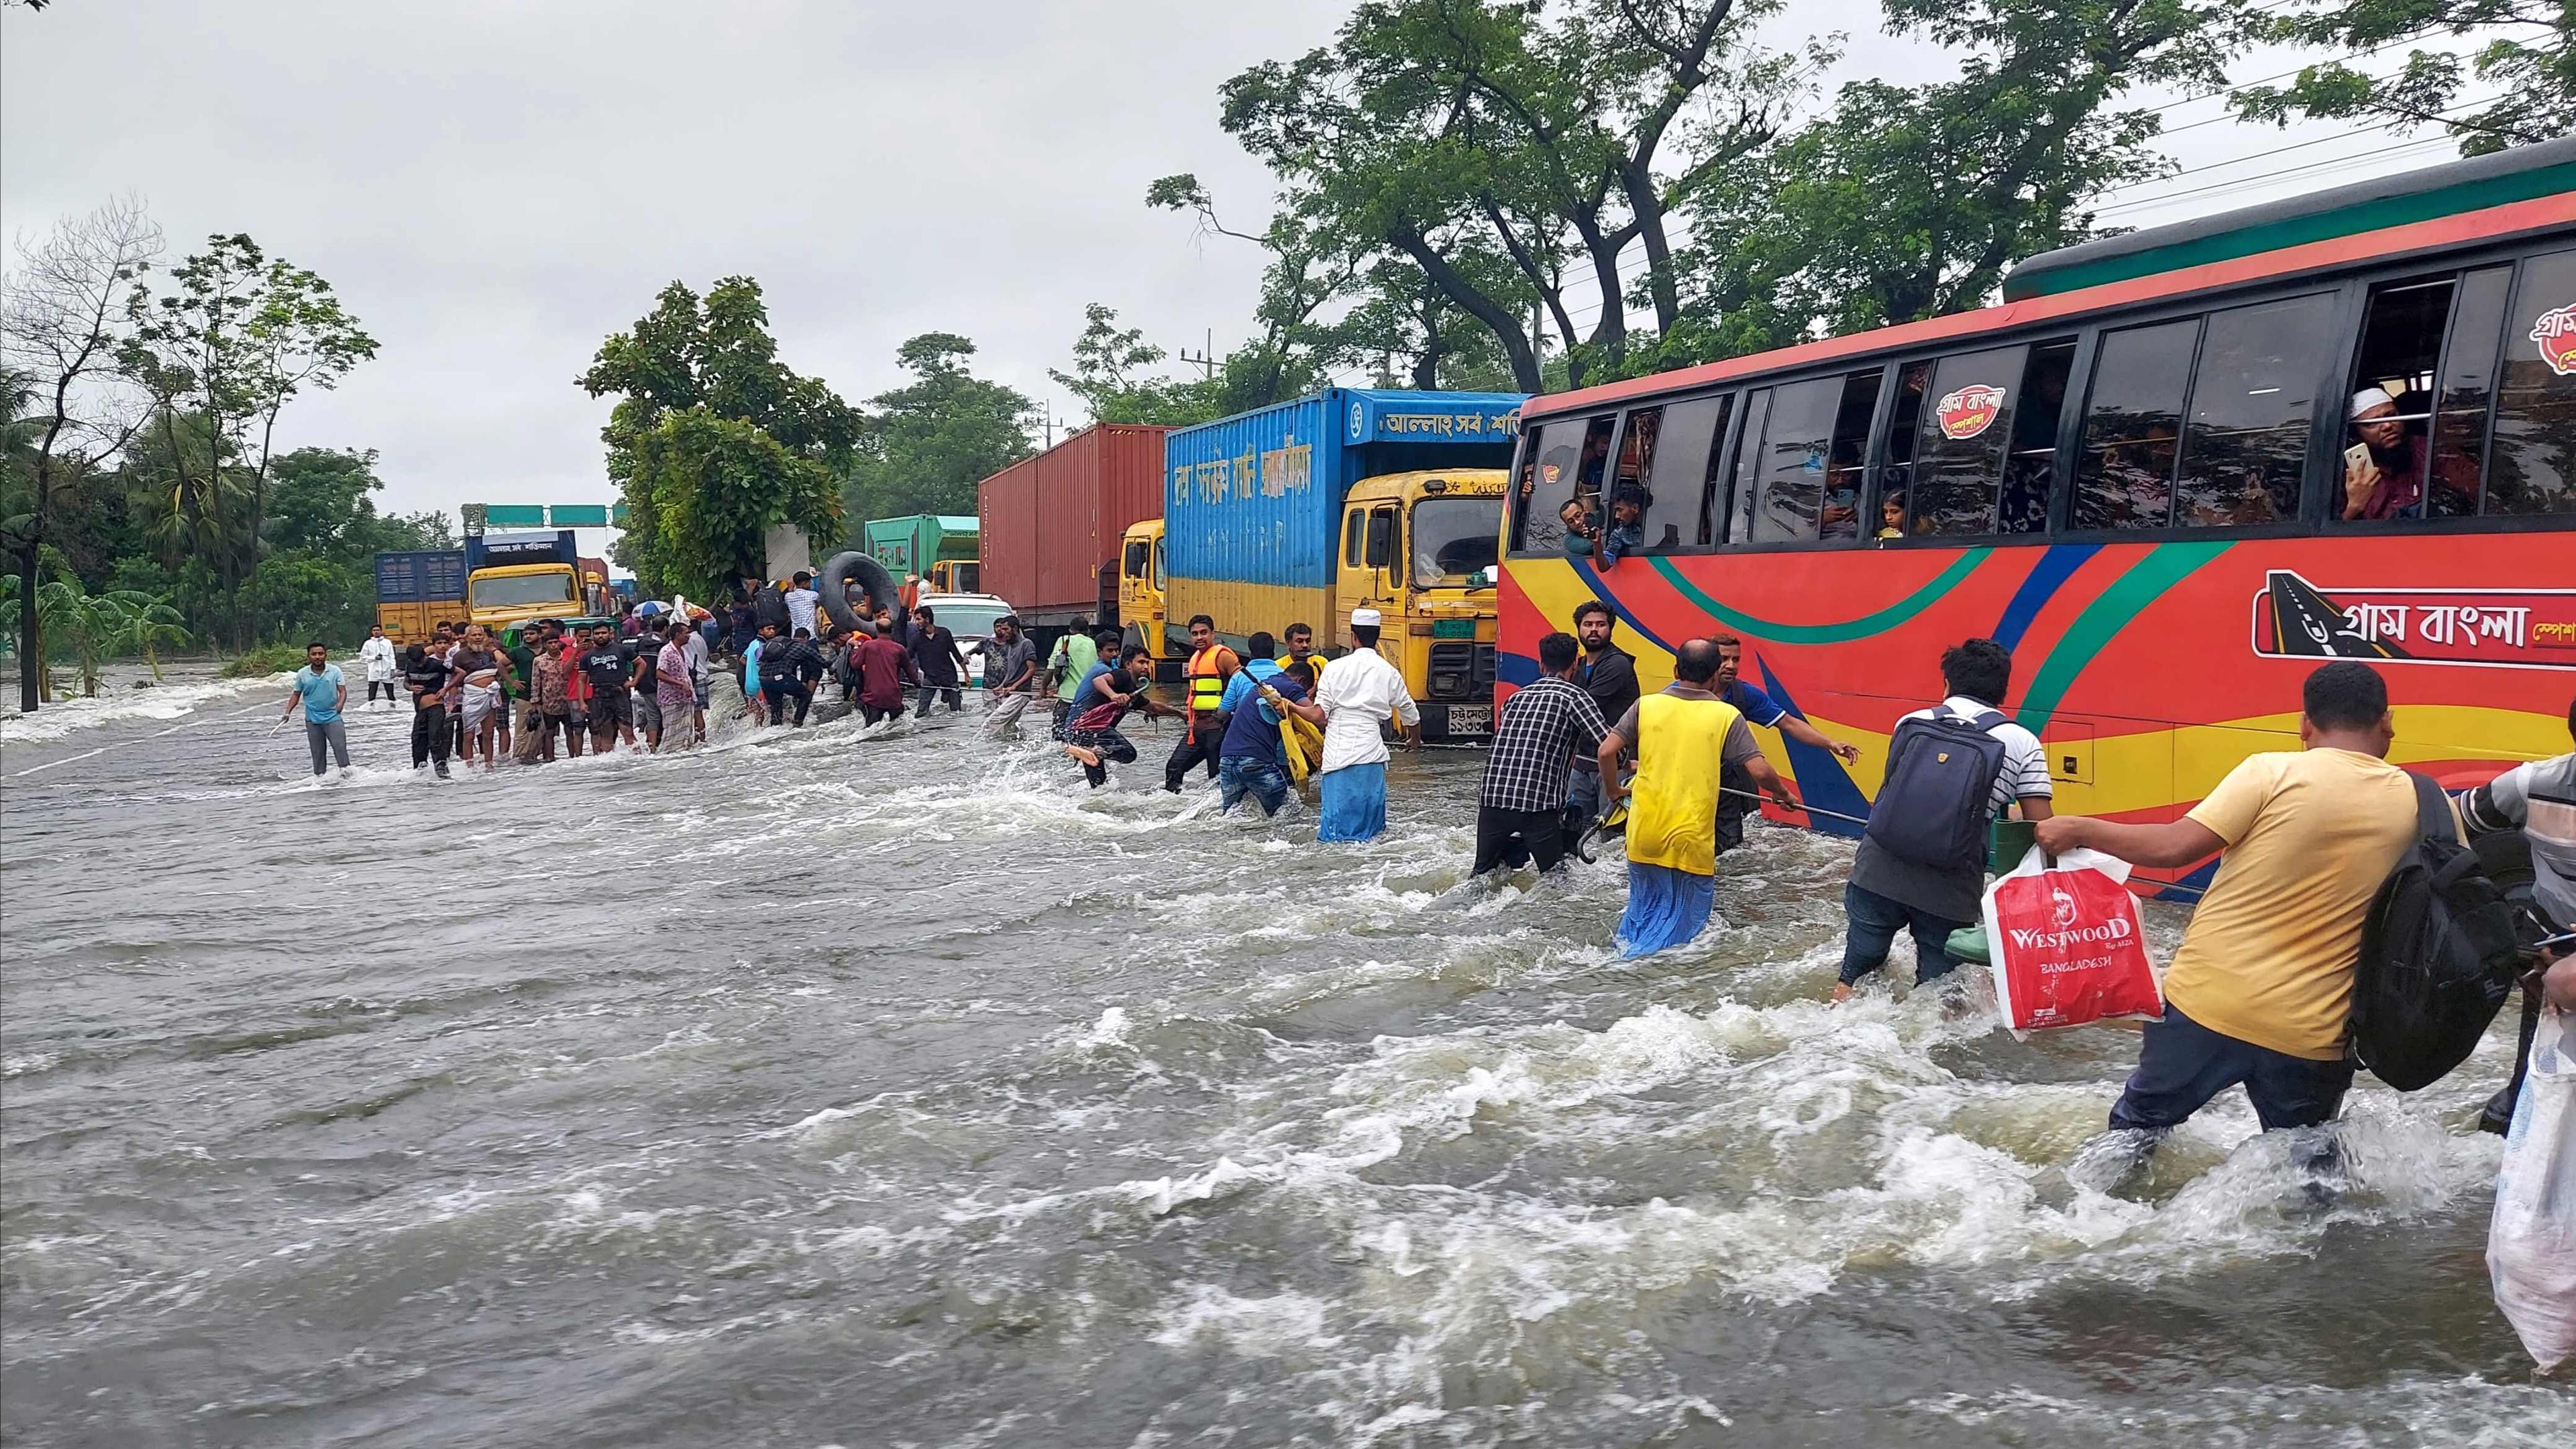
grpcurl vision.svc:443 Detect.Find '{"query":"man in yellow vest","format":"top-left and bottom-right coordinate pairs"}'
top-left (1163, 613), bottom-right (1240, 792)
top-left (1597, 638), bottom-right (1799, 958)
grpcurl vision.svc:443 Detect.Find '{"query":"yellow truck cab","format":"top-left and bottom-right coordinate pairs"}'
top-left (1118, 518), bottom-right (1175, 680)
top-left (928, 559), bottom-right (980, 594)
top-left (1332, 469), bottom-right (1504, 737)
top-left (466, 562), bottom-right (583, 638)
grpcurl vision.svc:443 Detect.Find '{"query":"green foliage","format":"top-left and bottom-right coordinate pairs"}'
top-left (0, 546), bottom-right (189, 696)
top-left (2233, 1), bottom-right (2571, 157)
top-left (218, 642), bottom-right (309, 679)
top-left (1049, 304), bottom-right (1224, 426)
top-left (841, 332), bottom-right (1034, 526)
top-left (581, 278), bottom-right (860, 598)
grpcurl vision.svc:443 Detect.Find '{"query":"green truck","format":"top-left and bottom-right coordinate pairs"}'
top-left (864, 514), bottom-right (979, 594)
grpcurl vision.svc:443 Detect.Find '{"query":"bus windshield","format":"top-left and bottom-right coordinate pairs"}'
top-left (1411, 496), bottom-right (1501, 587)
top-left (470, 572), bottom-right (579, 609)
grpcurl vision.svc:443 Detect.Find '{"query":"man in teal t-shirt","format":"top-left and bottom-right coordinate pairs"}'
top-left (278, 642), bottom-right (350, 776)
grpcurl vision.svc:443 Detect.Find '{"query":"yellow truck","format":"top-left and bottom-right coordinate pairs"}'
top-left (1118, 518), bottom-right (1171, 678)
top-left (1326, 470), bottom-right (1505, 737)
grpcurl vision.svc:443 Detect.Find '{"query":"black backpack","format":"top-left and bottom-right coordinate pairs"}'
top-left (1864, 707), bottom-right (2009, 875)
top-left (2349, 774), bottom-right (2523, 1091)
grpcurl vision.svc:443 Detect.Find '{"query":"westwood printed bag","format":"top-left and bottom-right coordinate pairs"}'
top-left (1980, 845), bottom-right (2163, 1036)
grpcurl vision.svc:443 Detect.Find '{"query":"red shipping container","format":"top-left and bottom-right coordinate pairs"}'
top-left (977, 423), bottom-right (1168, 626)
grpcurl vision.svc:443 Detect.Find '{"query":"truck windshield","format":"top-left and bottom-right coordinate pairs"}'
top-left (470, 572), bottom-right (578, 609)
top-left (1410, 497), bottom-right (1501, 588)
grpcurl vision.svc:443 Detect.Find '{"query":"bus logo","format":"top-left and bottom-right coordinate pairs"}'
top-left (2531, 303), bottom-right (2576, 376)
top-left (2251, 570), bottom-right (2576, 672)
top-left (1935, 384), bottom-right (2005, 439)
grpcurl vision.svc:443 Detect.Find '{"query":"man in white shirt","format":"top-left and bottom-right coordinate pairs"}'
top-left (784, 571), bottom-right (820, 639)
top-left (358, 626), bottom-right (398, 709)
top-left (1837, 637), bottom-right (2053, 1002)
top-left (679, 615), bottom-right (711, 739)
top-left (1313, 606), bottom-right (1420, 843)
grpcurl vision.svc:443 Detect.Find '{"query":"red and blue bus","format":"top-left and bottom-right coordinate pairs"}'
top-left (1500, 139), bottom-right (2575, 898)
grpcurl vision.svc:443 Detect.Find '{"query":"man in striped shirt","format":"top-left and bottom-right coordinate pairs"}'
top-left (1474, 631), bottom-right (1611, 877)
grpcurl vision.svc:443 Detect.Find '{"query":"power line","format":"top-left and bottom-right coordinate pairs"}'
top-left (2094, 129), bottom-right (2458, 215)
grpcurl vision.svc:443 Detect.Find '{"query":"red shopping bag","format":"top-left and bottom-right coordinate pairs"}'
top-left (1980, 846), bottom-right (2163, 1034)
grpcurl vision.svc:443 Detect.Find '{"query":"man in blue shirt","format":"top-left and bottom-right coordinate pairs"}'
top-left (1216, 633), bottom-right (1305, 817)
top-left (278, 641), bottom-right (351, 776)
top-left (1711, 635), bottom-right (1859, 852)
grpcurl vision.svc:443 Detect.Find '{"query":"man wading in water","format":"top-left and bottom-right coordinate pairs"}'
top-left (278, 642), bottom-right (352, 777)
top-left (1312, 607), bottom-right (1419, 843)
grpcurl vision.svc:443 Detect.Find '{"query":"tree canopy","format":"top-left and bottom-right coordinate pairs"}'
top-left (840, 332), bottom-right (1034, 527)
top-left (580, 277), bottom-right (861, 600)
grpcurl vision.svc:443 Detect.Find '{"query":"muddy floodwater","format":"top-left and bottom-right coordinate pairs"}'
top-left (1, 670), bottom-right (2565, 1448)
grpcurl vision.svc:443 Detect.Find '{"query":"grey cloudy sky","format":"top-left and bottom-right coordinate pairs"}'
top-left (1, 1), bottom-right (2445, 533)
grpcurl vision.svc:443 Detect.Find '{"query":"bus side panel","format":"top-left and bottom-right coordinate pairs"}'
top-left (1501, 530), bottom-right (2569, 896)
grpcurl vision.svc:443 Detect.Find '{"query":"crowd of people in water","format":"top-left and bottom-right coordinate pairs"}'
top-left (275, 571), bottom-right (2576, 1357)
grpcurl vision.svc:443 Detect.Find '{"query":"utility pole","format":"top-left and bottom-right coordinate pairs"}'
top-left (1177, 327), bottom-right (1219, 382)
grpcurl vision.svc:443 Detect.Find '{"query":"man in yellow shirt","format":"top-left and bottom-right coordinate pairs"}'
top-left (2037, 662), bottom-right (2432, 1144)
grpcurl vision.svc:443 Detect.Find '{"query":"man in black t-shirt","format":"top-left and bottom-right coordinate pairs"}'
top-left (576, 623), bottom-right (635, 753)
top-left (908, 606), bottom-right (968, 716)
top-left (401, 645), bottom-right (455, 776)
top-left (1562, 600), bottom-right (1640, 853)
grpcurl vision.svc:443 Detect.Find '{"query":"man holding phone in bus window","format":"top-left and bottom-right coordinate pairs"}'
top-left (2342, 387), bottom-right (2478, 521)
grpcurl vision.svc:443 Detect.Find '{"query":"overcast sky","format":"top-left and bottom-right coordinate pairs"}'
top-left (1, 1), bottom-right (2459, 532)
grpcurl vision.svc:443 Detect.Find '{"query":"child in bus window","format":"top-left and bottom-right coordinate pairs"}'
top-left (1878, 490), bottom-right (1907, 539)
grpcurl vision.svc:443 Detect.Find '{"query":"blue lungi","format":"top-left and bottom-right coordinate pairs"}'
top-left (1317, 763), bottom-right (1388, 843)
top-left (1616, 861), bottom-right (1716, 958)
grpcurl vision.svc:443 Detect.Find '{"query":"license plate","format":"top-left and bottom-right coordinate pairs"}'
top-left (1446, 706), bottom-right (1492, 734)
top-left (1432, 619), bottom-right (1477, 639)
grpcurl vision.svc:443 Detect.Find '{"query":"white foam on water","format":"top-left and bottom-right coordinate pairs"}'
top-left (0, 674), bottom-right (281, 746)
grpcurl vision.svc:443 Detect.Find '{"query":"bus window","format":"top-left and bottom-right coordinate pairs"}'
top-left (1721, 388), bottom-right (1771, 545)
top-left (1681, 394), bottom-right (1736, 547)
top-left (2006, 341), bottom-right (2075, 533)
top-left (2487, 246), bottom-right (2576, 517)
top-left (1620, 394), bottom-right (1731, 553)
top-left (1752, 369), bottom-right (1880, 543)
top-left (1880, 362), bottom-right (1932, 520)
top-left (2076, 318), bottom-right (2198, 530)
top-left (2176, 293), bottom-right (2332, 528)
top-left (1507, 415), bottom-right (1611, 555)
top-left (2428, 265), bottom-right (2511, 516)
top-left (2335, 272), bottom-right (2493, 522)
top-left (1904, 343), bottom-right (2028, 537)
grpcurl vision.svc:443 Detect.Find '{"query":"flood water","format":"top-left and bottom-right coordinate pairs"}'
top-left (2, 669), bottom-right (2565, 1447)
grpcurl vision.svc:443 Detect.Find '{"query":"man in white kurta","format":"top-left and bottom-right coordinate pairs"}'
top-left (1312, 607), bottom-right (1421, 843)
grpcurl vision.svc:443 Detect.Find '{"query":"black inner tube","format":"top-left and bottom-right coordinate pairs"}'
top-left (816, 550), bottom-right (911, 647)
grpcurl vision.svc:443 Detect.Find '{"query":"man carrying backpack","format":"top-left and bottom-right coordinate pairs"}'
top-left (2035, 662), bottom-right (2436, 1144)
top-left (1834, 637), bottom-right (2053, 1002)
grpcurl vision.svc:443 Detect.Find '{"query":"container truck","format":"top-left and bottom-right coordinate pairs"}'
top-left (1163, 389), bottom-right (1523, 738)
top-left (863, 515), bottom-right (980, 594)
top-left (977, 423), bottom-right (1169, 637)
top-left (373, 549), bottom-right (467, 645)
top-left (462, 529), bottom-right (582, 635)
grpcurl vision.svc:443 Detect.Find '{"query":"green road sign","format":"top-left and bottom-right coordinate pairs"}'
top-left (549, 504), bottom-right (610, 527)
top-left (483, 504), bottom-right (548, 527)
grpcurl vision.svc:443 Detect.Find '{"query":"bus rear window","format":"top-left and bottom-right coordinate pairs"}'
top-left (2491, 246), bottom-right (2576, 517)
top-left (2176, 292), bottom-right (2331, 528)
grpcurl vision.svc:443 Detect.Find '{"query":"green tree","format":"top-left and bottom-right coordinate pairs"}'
top-left (1049, 303), bottom-right (1224, 426)
top-left (580, 277), bottom-right (860, 599)
top-left (841, 333), bottom-right (1034, 525)
top-left (2233, 1), bottom-right (2571, 156)
top-left (121, 233), bottom-right (375, 646)
top-left (1, 196), bottom-right (161, 712)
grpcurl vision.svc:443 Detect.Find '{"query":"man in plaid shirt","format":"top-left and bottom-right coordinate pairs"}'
top-left (1474, 631), bottom-right (1611, 877)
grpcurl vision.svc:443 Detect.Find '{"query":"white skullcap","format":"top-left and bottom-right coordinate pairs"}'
top-left (1350, 607), bottom-right (1383, 629)
top-left (2349, 386), bottom-right (2396, 418)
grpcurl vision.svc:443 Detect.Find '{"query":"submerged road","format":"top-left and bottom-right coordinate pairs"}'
top-left (0, 670), bottom-right (2564, 1447)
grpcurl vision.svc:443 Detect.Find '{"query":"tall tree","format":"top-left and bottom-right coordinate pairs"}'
top-left (1214, 0), bottom-right (1811, 390)
top-left (580, 277), bottom-right (861, 600)
top-left (1049, 303), bottom-right (1224, 427)
top-left (841, 333), bottom-right (1034, 525)
top-left (0, 195), bottom-right (161, 712)
top-left (121, 233), bottom-right (374, 647)
top-left (2233, 1), bottom-right (2573, 156)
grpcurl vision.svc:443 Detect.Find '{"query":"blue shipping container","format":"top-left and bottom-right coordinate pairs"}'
top-left (374, 549), bottom-right (467, 603)
top-left (1164, 389), bottom-right (1524, 591)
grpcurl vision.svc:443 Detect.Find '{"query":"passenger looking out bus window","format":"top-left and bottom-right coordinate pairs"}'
top-left (1820, 371), bottom-right (1880, 540)
top-left (2176, 293), bottom-right (2330, 529)
top-left (2490, 246), bottom-right (2576, 517)
top-left (2076, 318), bottom-right (2196, 530)
top-left (1751, 370), bottom-right (1880, 544)
top-left (1878, 490), bottom-right (1907, 538)
top-left (2337, 269), bottom-right (2501, 521)
top-left (1509, 415), bottom-right (1609, 555)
